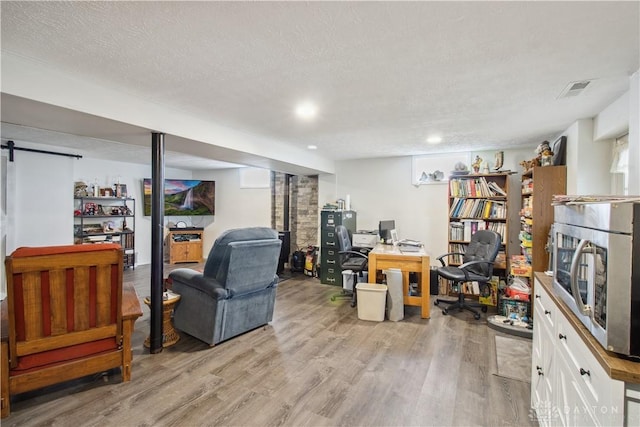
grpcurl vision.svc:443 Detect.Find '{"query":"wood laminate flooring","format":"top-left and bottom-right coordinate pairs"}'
top-left (5, 264), bottom-right (535, 426)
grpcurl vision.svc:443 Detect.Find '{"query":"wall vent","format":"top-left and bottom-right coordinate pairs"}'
top-left (557, 80), bottom-right (592, 98)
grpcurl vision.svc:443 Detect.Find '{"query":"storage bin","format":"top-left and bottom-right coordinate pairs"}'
top-left (342, 270), bottom-right (354, 291)
top-left (356, 283), bottom-right (388, 321)
top-left (383, 268), bottom-right (404, 321)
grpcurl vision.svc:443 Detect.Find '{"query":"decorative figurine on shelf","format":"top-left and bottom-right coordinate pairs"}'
top-left (83, 202), bottom-right (97, 215)
top-left (535, 140), bottom-right (554, 166)
top-left (482, 161), bottom-right (490, 174)
top-left (74, 181), bottom-right (89, 197)
top-left (471, 155), bottom-right (483, 173)
top-left (494, 151), bottom-right (504, 171)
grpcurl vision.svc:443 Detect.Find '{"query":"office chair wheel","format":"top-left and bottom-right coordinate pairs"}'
top-left (434, 300), bottom-right (440, 306)
top-left (481, 305), bottom-right (488, 313)
top-left (331, 296), bottom-right (336, 301)
top-left (350, 301), bottom-right (356, 308)
top-left (442, 309), bottom-right (448, 315)
top-left (474, 313), bottom-right (481, 320)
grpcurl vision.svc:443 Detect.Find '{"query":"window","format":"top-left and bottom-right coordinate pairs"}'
top-left (610, 134), bottom-right (629, 195)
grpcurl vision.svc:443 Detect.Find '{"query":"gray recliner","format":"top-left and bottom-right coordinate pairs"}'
top-left (168, 227), bottom-right (282, 346)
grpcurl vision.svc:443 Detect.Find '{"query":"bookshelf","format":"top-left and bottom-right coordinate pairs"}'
top-left (517, 165), bottom-right (566, 280)
top-left (447, 172), bottom-right (510, 271)
top-left (74, 197), bottom-right (135, 268)
top-left (441, 172), bottom-right (511, 307)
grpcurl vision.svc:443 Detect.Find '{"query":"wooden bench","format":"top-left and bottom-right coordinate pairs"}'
top-left (1, 244), bottom-right (142, 418)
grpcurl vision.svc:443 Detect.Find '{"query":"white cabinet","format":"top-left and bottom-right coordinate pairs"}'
top-left (532, 279), bottom-right (629, 426)
top-left (532, 281), bottom-right (559, 426)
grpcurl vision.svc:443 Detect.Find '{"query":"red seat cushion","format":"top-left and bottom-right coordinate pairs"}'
top-left (11, 243), bottom-right (121, 258)
top-left (11, 338), bottom-right (118, 375)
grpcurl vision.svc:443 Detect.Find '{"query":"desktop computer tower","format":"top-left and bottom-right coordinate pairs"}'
top-left (277, 230), bottom-right (290, 274)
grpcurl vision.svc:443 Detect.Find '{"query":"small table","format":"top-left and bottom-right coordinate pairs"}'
top-left (144, 290), bottom-right (181, 348)
top-left (368, 243), bottom-right (431, 319)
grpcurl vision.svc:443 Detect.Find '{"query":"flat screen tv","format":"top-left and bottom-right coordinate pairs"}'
top-left (143, 179), bottom-right (215, 216)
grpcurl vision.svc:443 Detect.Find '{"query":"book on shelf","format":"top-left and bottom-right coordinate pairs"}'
top-left (449, 176), bottom-right (507, 198)
top-left (450, 198), bottom-right (506, 219)
top-left (448, 243), bottom-right (466, 264)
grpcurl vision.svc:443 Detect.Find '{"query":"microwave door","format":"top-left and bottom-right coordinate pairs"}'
top-left (553, 229), bottom-right (593, 329)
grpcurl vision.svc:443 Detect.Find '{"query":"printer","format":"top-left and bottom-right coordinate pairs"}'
top-left (352, 230), bottom-right (379, 248)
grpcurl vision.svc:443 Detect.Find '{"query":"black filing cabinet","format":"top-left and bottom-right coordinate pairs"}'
top-left (320, 210), bottom-right (356, 286)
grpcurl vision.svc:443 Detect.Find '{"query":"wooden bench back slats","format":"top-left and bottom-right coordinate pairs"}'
top-left (6, 247), bottom-right (123, 369)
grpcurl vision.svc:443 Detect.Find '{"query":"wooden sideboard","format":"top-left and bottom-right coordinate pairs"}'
top-left (166, 228), bottom-right (204, 264)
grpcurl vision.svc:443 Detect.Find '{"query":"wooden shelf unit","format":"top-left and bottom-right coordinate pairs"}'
top-left (519, 166), bottom-right (566, 275)
top-left (74, 197), bottom-right (135, 268)
top-left (445, 173), bottom-right (511, 303)
top-left (167, 228), bottom-right (204, 264)
top-left (447, 173), bottom-right (511, 270)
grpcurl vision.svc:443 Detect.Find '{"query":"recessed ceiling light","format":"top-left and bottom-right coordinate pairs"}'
top-left (307, 145), bottom-right (317, 150)
top-left (426, 136), bottom-right (442, 144)
top-left (295, 101), bottom-right (318, 120)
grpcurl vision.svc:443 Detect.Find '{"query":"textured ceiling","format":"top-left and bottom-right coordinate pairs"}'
top-left (1, 1), bottom-right (638, 170)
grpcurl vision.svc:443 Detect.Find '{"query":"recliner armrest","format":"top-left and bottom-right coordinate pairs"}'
top-left (168, 269), bottom-right (228, 300)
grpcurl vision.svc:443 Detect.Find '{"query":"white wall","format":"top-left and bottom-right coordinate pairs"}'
top-left (565, 118), bottom-right (611, 195)
top-left (323, 148), bottom-right (534, 266)
top-left (193, 168), bottom-right (272, 255)
top-left (564, 69), bottom-right (640, 195)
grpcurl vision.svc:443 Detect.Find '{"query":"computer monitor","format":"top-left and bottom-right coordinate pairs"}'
top-left (379, 220), bottom-right (396, 244)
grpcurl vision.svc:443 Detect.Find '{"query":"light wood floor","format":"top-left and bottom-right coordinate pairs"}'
top-left (5, 264), bottom-right (535, 426)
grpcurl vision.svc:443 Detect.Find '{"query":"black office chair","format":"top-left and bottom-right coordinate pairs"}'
top-left (434, 229), bottom-right (501, 320)
top-left (330, 225), bottom-right (368, 307)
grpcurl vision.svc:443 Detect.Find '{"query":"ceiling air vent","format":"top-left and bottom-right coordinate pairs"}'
top-left (557, 80), bottom-right (592, 99)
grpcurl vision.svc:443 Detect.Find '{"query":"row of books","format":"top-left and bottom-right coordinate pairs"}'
top-left (449, 220), bottom-right (507, 244)
top-left (449, 177), bottom-right (507, 198)
top-left (449, 197), bottom-right (507, 219)
top-left (447, 243), bottom-right (466, 264)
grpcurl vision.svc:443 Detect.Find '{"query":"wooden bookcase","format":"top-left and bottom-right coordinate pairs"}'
top-left (448, 172), bottom-right (510, 268)
top-left (445, 173), bottom-right (511, 302)
top-left (519, 165), bottom-right (567, 275)
top-left (166, 228), bottom-right (204, 264)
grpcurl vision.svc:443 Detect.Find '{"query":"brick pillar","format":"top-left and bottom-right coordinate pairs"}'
top-left (271, 172), bottom-right (318, 256)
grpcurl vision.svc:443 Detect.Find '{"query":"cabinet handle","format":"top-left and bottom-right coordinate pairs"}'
top-left (536, 366), bottom-right (543, 376)
top-left (580, 368), bottom-right (590, 377)
top-left (558, 333), bottom-right (566, 340)
top-left (535, 294), bottom-right (541, 299)
top-left (544, 310), bottom-right (551, 315)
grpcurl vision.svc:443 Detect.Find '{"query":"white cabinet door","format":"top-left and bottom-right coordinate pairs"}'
top-left (556, 347), bottom-right (599, 426)
top-left (532, 283), bottom-right (557, 425)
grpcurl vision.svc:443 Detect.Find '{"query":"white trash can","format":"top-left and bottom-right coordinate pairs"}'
top-left (356, 283), bottom-right (388, 321)
top-left (384, 268), bottom-right (404, 321)
top-left (342, 270), bottom-right (354, 291)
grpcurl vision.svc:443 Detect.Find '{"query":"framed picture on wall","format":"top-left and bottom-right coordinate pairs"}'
top-left (552, 136), bottom-right (567, 166)
top-left (412, 153), bottom-right (471, 185)
top-left (116, 184), bottom-right (128, 198)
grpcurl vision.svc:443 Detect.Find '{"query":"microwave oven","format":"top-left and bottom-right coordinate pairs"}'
top-left (552, 201), bottom-right (640, 358)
